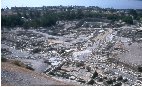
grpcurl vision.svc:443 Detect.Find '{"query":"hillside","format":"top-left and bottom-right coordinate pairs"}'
top-left (1, 61), bottom-right (75, 86)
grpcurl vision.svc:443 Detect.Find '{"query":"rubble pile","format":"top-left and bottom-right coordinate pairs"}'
top-left (1, 19), bottom-right (142, 86)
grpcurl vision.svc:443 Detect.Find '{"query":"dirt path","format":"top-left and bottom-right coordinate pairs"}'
top-left (92, 28), bottom-right (113, 42)
top-left (1, 62), bottom-right (75, 86)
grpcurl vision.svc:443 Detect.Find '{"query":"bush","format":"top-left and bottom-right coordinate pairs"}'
top-left (112, 78), bottom-right (116, 82)
top-left (97, 77), bottom-right (103, 82)
top-left (76, 78), bottom-right (86, 83)
top-left (103, 76), bottom-right (108, 80)
top-left (76, 61), bottom-right (85, 67)
top-left (44, 60), bottom-right (51, 65)
top-left (122, 78), bottom-right (128, 83)
top-left (113, 82), bottom-right (122, 86)
top-left (87, 79), bottom-right (95, 85)
top-left (91, 71), bottom-right (98, 79)
top-left (12, 60), bottom-right (35, 71)
top-left (122, 16), bottom-right (133, 24)
top-left (48, 72), bottom-right (56, 76)
top-left (105, 79), bottom-right (113, 84)
top-left (31, 48), bottom-right (42, 54)
top-left (86, 65), bottom-right (91, 72)
top-left (1, 57), bottom-right (7, 62)
top-left (13, 60), bottom-right (25, 67)
top-left (138, 66), bottom-right (142, 72)
top-left (62, 73), bottom-right (70, 79)
top-left (117, 76), bottom-right (123, 81)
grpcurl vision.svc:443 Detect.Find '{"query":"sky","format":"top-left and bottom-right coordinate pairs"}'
top-left (1, 0), bottom-right (142, 9)
top-left (1, 0), bottom-right (94, 8)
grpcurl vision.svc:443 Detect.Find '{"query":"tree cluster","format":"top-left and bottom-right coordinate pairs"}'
top-left (1, 8), bottom-right (142, 28)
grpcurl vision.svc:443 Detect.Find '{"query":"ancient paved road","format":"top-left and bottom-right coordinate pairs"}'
top-left (1, 62), bottom-right (75, 86)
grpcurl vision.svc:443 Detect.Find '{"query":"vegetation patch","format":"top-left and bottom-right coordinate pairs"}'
top-left (91, 71), bottom-right (98, 79)
top-left (13, 60), bottom-right (26, 67)
top-left (138, 66), bottom-right (142, 72)
top-left (87, 79), bottom-right (95, 85)
top-left (12, 60), bottom-right (34, 71)
top-left (1, 57), bottom-right (7, 62)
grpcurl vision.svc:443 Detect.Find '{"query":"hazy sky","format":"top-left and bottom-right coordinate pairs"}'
top-left (1, 0), bottom-right (142, 9)
top-left (1, 0), bottom-right (94, 8)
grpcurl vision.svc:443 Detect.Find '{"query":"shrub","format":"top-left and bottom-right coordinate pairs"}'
top-left (86, 65), bottom-right (91, 72)
top-left (112, 78), bottom-right (116, 82)
top-left (31, 48), bottom-right (42, 54)
top-left (105, 79), bottom-right (113, 84)
top-left (1, 57), bottom-right (7, 62)
top-left (77, 78), bottom-right (86, 83)
top-left (138, 66), bottom-right (142, 72)
top-left (117, 76), bottom-right (123, 81)
top-left (76, 61), bottom-right (85, 67)
top-left (122, 78), bottom-right (128, 83)
top-left (91, 71), bottom-right (98, 79)
top-left (13, 60), bottom-right (25, 67)
top-left (48, 72), bottom-right (56, 76)
top-left (113, 82), bottom-right (122, 86)
top-left (97, 77), bottom-right (103, 82)
top-left (87, 79), bottom-right (95, 85)
top-left (103, 76), bottom-right (108, 80)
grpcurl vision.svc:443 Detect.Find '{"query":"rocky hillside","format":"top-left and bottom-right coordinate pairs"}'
top-left (1, 60), bottom-right (76, 86)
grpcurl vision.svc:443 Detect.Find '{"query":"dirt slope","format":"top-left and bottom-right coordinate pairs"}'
top-left (1, 62), bottom-right (75, 86)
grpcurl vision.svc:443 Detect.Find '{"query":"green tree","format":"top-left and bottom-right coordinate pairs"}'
top-left (76, 9), bottom-right (84, 19)
top-left (122, 16), bottom-right (133, 24)
top-left (23, 22), bottom-right (30, 29)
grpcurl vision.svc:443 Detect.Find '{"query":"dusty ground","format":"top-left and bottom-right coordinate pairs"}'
top-left (117, 42), bottom-right (142, 66)
top-left (1, 62), bottom-right (75, 86)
